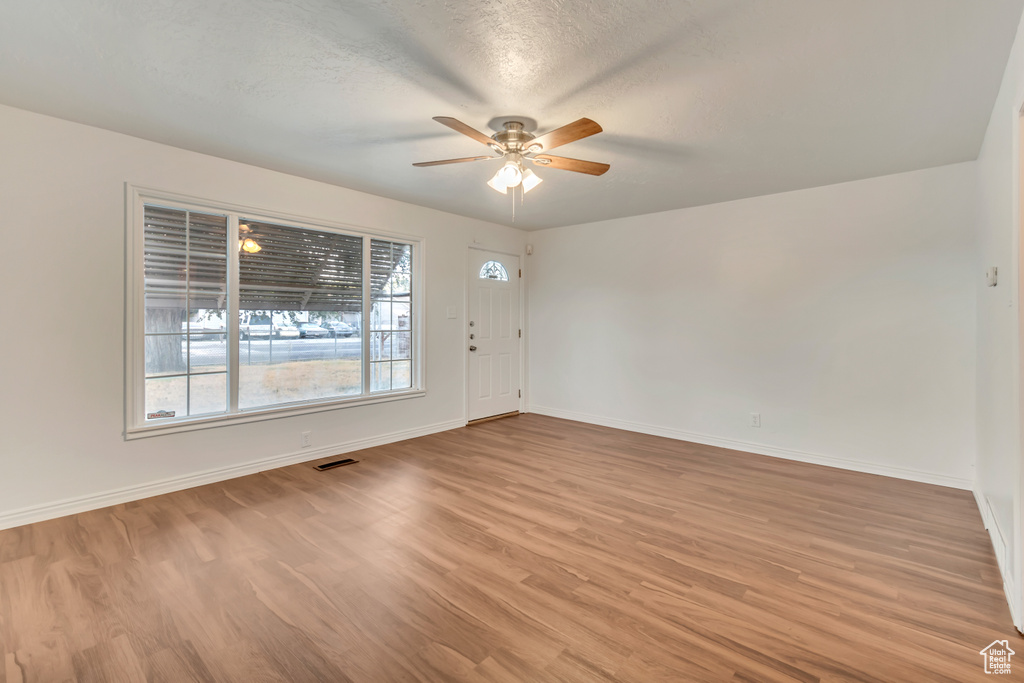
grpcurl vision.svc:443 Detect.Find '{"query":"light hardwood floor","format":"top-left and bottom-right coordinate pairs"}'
top-left (0, 414), bottom-right (1017, 681)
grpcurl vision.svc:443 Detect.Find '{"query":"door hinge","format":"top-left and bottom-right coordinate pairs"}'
top-left (518, 329), bottom-right (521, 338)
top-left (519, 269), bottom-right (522, 278)
top-left (519, 389), bottom-right (522, 398)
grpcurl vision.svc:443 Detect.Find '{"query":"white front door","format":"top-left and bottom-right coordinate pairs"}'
top-left (467, 249), bottom-right (521, 421)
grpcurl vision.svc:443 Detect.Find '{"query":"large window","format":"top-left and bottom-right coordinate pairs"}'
top-left (127, 190), bottom-right (421, 436)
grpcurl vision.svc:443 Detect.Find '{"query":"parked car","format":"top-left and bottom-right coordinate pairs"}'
top-left (181, 316), bottom-right (226, 340)
top-left (297, 322), bottom-right (329, 338)
top-left (239, 313), bottom-right (299, 340)
top-left (326, 321), bottom-right (358, 338)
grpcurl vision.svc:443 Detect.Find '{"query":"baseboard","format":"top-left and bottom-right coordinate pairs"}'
top-left (975, 490), bottom-right (1009, 571)
top-left (974, 488), bottom-right (1022, 631)
top-left (528, 406), bottom-right (973, 490)
top-left (0, 419), bottom-right (465, 531)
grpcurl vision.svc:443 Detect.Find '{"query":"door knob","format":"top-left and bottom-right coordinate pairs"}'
top-left (469, 345), bottom-right (477, 351)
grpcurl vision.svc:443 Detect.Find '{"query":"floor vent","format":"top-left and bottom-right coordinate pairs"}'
top-left (314, 458), bottom-right (359, 472)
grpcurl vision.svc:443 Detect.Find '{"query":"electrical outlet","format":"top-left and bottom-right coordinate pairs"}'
top-left (750, 413), bottom-right (761, 428)
top-left (301, 431), bottom-right (312, 448)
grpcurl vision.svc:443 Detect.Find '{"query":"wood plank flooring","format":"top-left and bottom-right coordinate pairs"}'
top-left (0, 414), bottom-right (1017, 681)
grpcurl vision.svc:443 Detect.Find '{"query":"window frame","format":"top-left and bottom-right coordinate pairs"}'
top-left (124, 185), bottom-right (425, 439)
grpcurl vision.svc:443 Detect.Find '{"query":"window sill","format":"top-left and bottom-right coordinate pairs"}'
top-left (124, 389), bottom-right (426, 440)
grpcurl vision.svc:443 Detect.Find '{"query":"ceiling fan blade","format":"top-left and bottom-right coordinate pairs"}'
top-left (533, 155), bottom-right (610, 176)
top-left (432, 116), bottom-right (496, 147)
top-left (412, 156), bottom-right (493, 167)
top-left (529, 118), bottom-right (603, 152)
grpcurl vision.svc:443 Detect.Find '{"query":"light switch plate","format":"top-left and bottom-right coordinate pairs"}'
top-left (446, 305), bottom-right (457, 319)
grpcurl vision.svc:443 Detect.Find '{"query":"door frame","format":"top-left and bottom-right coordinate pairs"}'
top-left (1015, 108), bottom-right (1024, 632)
top-left (464, 244), bottom-right (526, 424)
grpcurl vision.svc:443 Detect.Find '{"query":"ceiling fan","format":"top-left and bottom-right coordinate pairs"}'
top-left (413, 117), bottom-right (610, 194)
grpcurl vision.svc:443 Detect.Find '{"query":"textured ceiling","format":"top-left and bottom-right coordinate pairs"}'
top-left (0, 0), bottom-right (1020, 230)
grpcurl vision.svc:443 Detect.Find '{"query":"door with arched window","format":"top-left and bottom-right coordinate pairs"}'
top-left (467, 249), bottom-right (521, 421)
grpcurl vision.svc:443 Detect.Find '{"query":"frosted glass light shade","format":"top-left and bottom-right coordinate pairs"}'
top-left (487, 170), bottom-right (509, 194)
top-left (521, 168), bottom-right (543, 193)
top-left (497, 160), bottom-right (523, 187)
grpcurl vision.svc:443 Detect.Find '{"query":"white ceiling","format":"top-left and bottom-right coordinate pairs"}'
top-left (0, 0), bottom-right (1020, 230)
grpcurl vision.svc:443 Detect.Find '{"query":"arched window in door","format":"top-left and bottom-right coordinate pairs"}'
top-left (479, 260), bottom-right (509, 281)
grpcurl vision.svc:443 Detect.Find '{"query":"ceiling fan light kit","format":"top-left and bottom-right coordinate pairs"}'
top-left (487, 163), bottom-right (542, 195)
top-left (498, 154), bottom-right (524, 186)
top-left (413, 116), bottom-right (610, 198)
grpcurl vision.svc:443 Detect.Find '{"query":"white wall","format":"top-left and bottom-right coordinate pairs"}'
top-left (975, 8), bottom-right (1024, 631)
top-left (529, 163), bottom-right (978, 489)
top-left (0, 104), bottom-right (524, 528)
